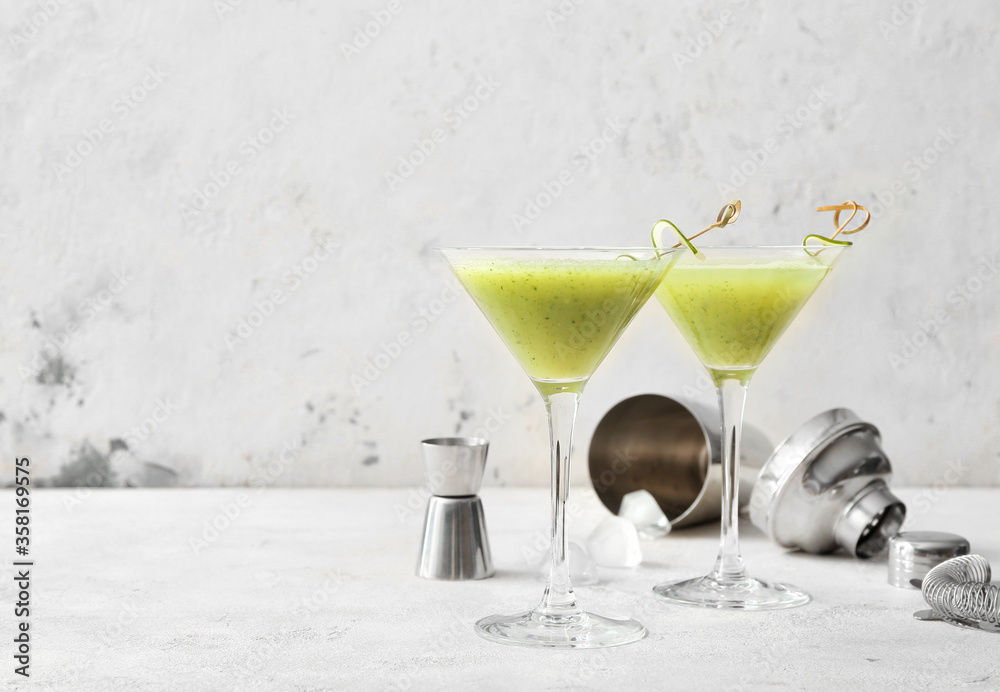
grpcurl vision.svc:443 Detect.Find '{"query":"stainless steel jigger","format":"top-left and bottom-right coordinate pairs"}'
top-left (416, 437), bottom-right (494, 580)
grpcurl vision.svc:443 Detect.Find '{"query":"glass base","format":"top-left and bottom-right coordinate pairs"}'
top-left (652, 574), bottom-right (810, 610)
top-left (474, 609), bottom-right (646, 648)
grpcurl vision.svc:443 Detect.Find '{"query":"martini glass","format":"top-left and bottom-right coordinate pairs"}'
top-left (651, 245), bottom-right (847, 609)
top-left (441, 247), bottom-right (676, 647)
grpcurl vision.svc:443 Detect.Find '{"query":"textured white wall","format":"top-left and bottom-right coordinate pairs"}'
top-left (2, 1), bottom-right (998, 488)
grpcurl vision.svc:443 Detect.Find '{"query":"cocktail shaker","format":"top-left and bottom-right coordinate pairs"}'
top-left (416, 437), bottom-right (495, 580)
top-left (749, 408), bottom-right (906, 558)
top-left (588, 394), bottom-right (773, 528)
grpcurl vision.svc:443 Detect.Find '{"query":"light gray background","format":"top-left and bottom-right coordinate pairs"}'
top-left (2, 1), bottom-right (997, 487)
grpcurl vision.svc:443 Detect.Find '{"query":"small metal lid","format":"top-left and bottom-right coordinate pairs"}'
top-left (888, 531), bottom-right (970, 589)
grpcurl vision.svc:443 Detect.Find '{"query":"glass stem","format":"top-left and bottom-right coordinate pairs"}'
top-left (536, 390), bottom-right (582, 620)
top-left (711, 377), bottom-right (750, 585)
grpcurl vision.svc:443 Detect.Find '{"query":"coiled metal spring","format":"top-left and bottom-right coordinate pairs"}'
top-left (922, 554), bottom-right (1000, 625)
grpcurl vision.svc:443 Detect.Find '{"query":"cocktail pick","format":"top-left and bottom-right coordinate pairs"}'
top-left (804, 201), bottom-right (870, 252)
top-left (651, 200), bottom-right (742, 259)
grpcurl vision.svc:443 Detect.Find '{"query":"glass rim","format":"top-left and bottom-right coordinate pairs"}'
top-left (672, 244), bottom-right (851, 250)
top-left (438, 246), bottom-right (680, 252)
top-left (438, 245), bottom-right (849, 251)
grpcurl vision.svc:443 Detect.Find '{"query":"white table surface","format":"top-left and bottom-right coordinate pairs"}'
top-left (3, 487), bottom-right (998, 691)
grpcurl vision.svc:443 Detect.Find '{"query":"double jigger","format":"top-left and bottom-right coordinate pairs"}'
top-left (416, 437), bottom-right (494, 580)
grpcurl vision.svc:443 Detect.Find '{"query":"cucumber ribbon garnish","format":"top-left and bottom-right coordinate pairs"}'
top-left (650, 200), bottom-right (741, 260)
top-left (805, 201), bottom-right (870, 254)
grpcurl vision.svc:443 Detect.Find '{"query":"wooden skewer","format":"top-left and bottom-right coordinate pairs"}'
top-left (671, 200), bottom-right (742, 249)
top-left (816, 201), bottom-right (870, 240)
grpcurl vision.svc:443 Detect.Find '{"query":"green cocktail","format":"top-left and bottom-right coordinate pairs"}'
top-left (442, 247), bottom-right (675, 648)
top-left (451, 256), bottom-right (667, 395)
top-left (652, 245), bottom-right (847, 611)
top-left (655, 256), bottom-right (831, 385)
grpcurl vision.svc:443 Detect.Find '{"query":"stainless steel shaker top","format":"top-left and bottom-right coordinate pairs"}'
top-left (749, 408), bottom-right (906, 558)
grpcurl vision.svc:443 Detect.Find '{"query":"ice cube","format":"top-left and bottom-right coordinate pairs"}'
top-left (618, 489), bottom-right (671, 539)
top-left (537, 540), bottom-right (598, 585)
top-left (587, 516), bottom-right (642, 568)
